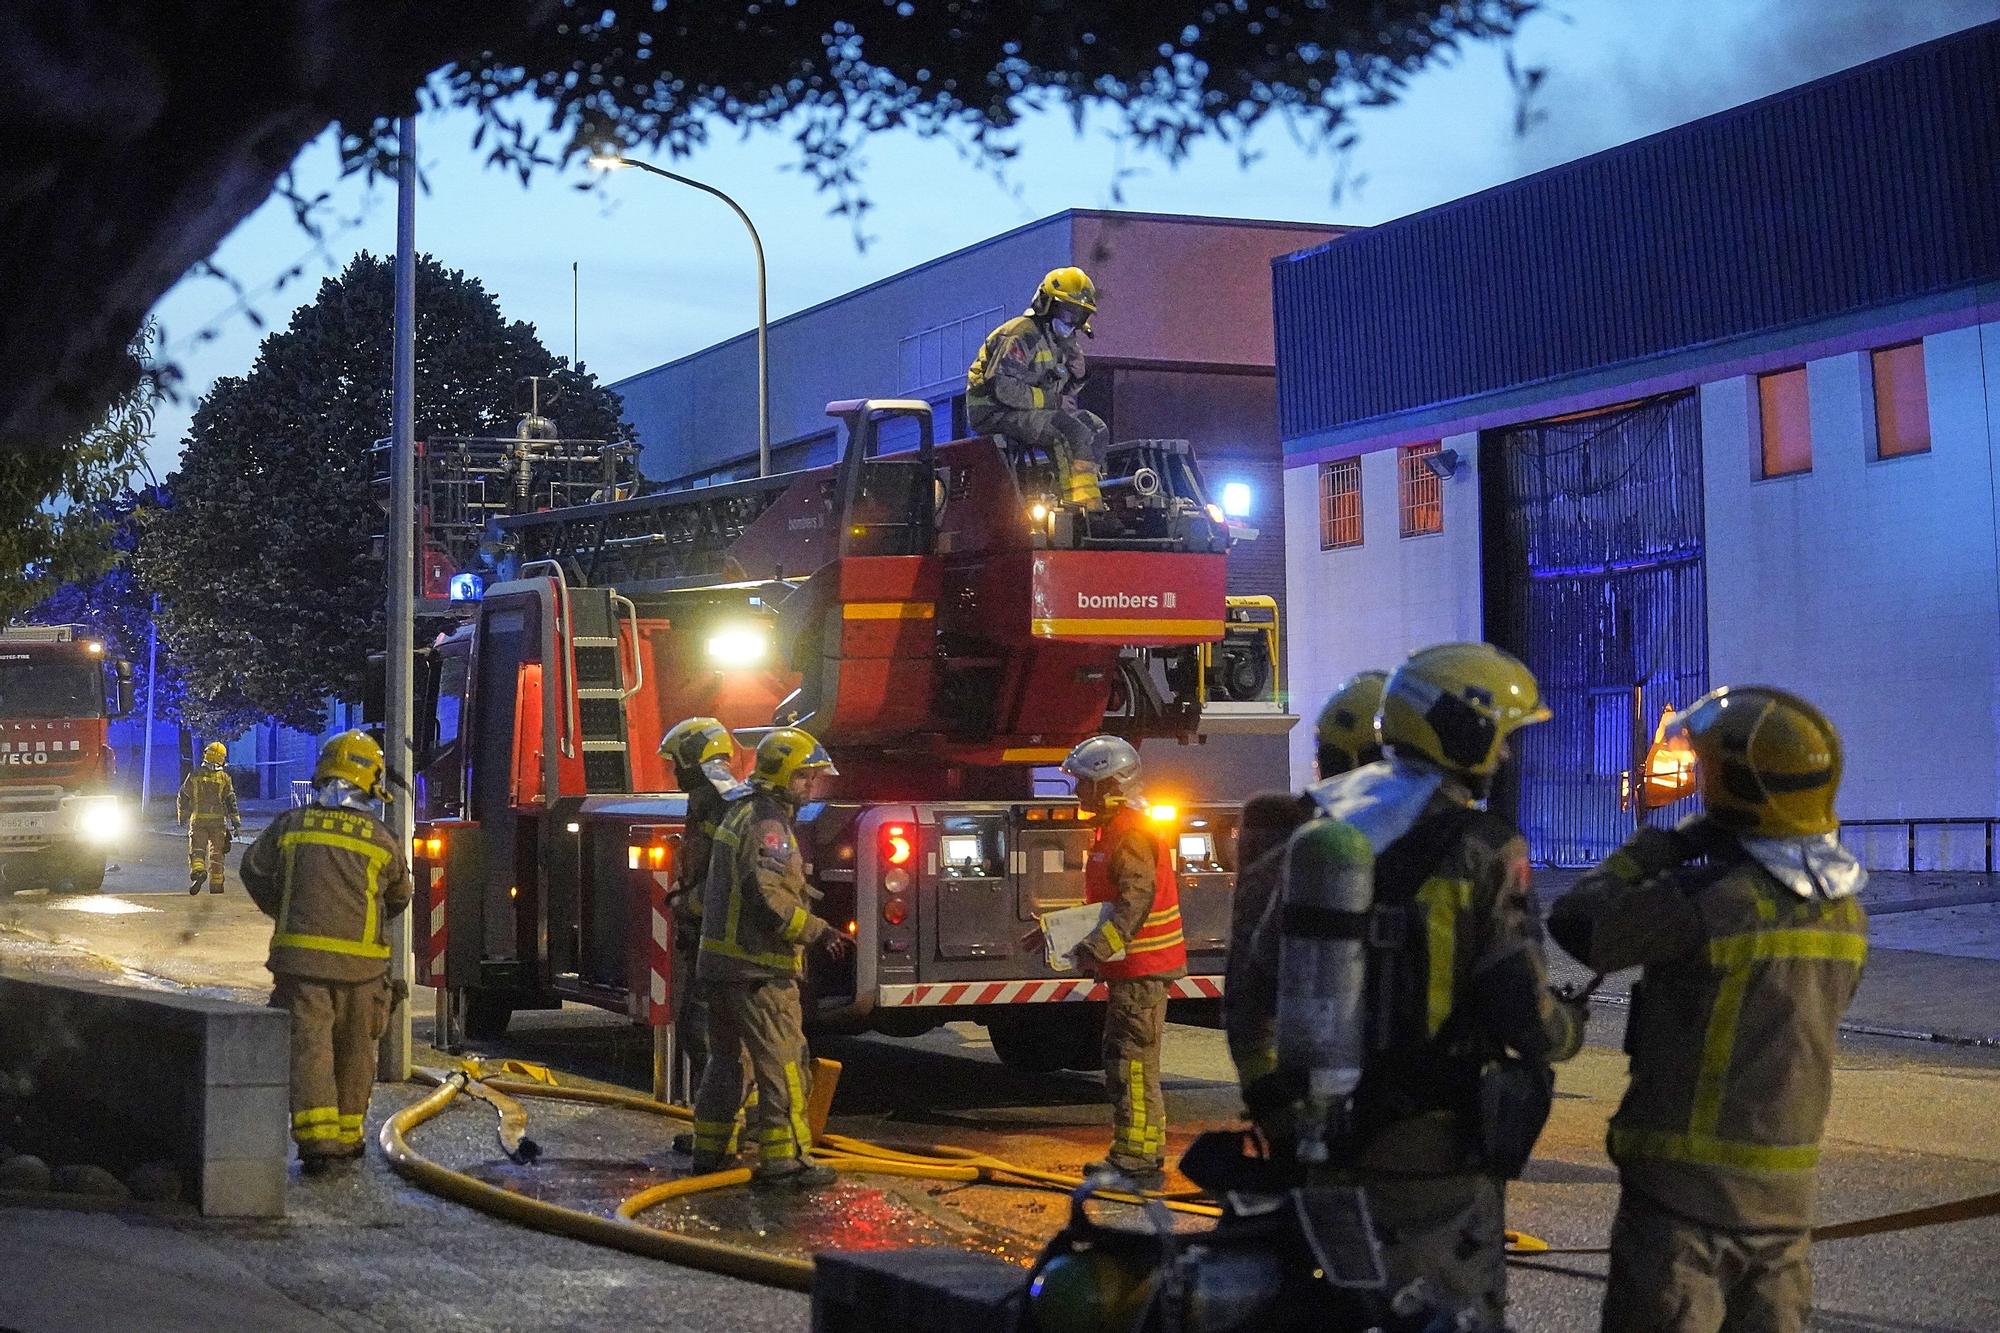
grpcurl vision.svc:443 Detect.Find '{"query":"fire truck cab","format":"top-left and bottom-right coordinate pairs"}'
top-left (0, 625), bottom-right (135, 893)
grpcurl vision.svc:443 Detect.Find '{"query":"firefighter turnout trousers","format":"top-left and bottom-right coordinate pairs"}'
top-left (273, 974), bottom-right (390, 1159)
top-left (1603, 1190), bottom-right (1811, 1333)
top-left (1103, 977), bottom-right (1169, 1169)
top-left (691, 977), bottom-right (814, 1167)
top-left (188, 818), bottom-right (230, 890)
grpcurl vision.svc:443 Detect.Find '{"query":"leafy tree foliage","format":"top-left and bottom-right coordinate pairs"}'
top-left (0, 1), bottom-right (1535, 529)
top-left (140, 253), bottom-right (631, 734)
top-left (25, 487), bottom-right (188, 728)
top-left (0, 327), bottom-right (162, 621)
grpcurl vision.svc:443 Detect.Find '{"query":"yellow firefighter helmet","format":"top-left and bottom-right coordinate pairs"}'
top-left (1036, 266), bottom-right (1098, 317)
top-left (1379, 642), bottom-right (1550, 784)
top-left (314, 730), bottom-right (387, 801)
top-left (202, 741), bottom-right (228, 767)
top-left (661, 717), bottom-right (733, 773)
top-left (1669, 685), bottom-right (1842, 837)
top-left (1314, 671), bottom-right (1388, 779)
top-left (751, 727), bottom-right (838, 792)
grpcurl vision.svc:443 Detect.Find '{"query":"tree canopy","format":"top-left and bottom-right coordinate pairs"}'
top-left (0, 1), bottom-right (1535, 541)
top-left (139, 253), bottom-right (631, 734)
top-left (1, 327), bottom-right (161, 622)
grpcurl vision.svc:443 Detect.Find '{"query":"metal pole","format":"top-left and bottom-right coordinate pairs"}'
top-left (381, 115), bottom-right (417, 1081)
top-left (140, 595), bottom-right (158, 810)
top-left (617, 160), bottom-right (770, 475)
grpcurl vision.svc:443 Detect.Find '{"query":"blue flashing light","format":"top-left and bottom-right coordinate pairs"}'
top-left (448, 573), bottom-right (485, 603)
top-left (1220, 481), bottom-right (1252, 517)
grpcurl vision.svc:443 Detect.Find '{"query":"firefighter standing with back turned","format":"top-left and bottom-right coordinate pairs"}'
top-left (1549, 686), bottom-right (1867, 1333)
top-left (240, 732), bottom-right (411, 1174)
top-left (660, 717), bottom-right (750, 1085)
top-left (1223, 670), bottom-right (1387, 1103)
top-left (689, 727), bottom-right (851, 1188)
top-left (966, 266), bottom-right (1109, 508)
top-left (1061, 734), bottom-right (1186, 1191)
top-left (1236, 643), bottom-right (1586, 1327)
top-left (177, 740), bottom-right (239, 894)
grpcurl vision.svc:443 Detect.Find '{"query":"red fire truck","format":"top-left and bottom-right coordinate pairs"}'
top-left (0, 625), bottom-right (135, 892)
top-left (406, 401), bottom-right (1268, 1071)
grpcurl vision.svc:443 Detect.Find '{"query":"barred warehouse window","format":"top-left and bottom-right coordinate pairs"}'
top-left (1398, 442), bottom-right (1444, 537)
top-left (1318, 458), bottom-right (1362, 549)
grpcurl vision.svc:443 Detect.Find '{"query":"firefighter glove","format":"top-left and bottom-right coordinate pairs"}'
top-left (817, 930), bottom-right (854, 964)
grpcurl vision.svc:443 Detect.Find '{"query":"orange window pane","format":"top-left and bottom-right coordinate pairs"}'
top-left (1399, 442), bottom-right (1443, 536)
top-left (1318, 458), bottom-right (1362, 549)
top-left (1758, 368), bottom-right (1812, 477)
top-left (1872, 342), bottom-right (1930, 458)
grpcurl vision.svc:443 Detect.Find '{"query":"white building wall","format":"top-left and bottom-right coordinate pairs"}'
top-left (1699, 320), bottom-right (2000, 827)
top-left (1281, 430), bottom-right (1485, 787)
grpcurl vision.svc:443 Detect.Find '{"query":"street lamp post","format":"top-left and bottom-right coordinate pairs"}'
top-left (590, 153), bottom-right (770, 477)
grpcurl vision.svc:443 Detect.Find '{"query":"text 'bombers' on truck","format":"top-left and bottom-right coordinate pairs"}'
top-left (392, 399), bottom-right (1279, 1070)
top-left (0, 625), bottom-right (135, 893)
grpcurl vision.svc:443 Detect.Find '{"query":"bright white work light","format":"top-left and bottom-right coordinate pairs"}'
top-left (70, 796), bottom-right (128, 846)
top-left (1220, 482), bottom-right (1252, 517)
top-left (706, 625), bottom-right (770, 668)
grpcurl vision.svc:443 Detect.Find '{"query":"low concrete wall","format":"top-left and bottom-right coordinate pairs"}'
top-left (0, 970), bottom-right (288, 1216)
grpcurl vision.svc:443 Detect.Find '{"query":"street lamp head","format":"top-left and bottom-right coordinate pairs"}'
top-left (587, 152), bottom-right (629, 172)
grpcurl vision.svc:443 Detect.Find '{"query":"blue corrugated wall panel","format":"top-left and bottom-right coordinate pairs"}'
top-left (1275, 22), bottom-right (2000, 444)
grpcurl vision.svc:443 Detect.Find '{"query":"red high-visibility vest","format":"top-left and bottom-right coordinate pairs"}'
top-left (1083, 806), bottom-right (1186, 980)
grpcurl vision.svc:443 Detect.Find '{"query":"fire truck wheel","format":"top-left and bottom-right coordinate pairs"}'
top-left (460, 992), bottom-right (514, 1042)
top-left (62, 853), bottom-right (106, 895)
top-left (0, 851), bottom-right (47, 893)
top-left (987, 1016), bottom-right (1069, 1073)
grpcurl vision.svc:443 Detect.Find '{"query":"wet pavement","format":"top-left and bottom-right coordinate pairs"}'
top-left (4, 822), bottom-right (2000, 1329)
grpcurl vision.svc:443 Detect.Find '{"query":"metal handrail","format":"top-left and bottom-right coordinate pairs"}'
top-left (1840, 817), bottom-right (1999, 874)
top-left (518, 559), bottom-right (580, 760)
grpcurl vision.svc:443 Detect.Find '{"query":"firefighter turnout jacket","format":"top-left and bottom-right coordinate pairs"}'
top-left (966, 313), bottom-right (1086, 416)
top-left (1079, 804), bottom-right (1187, 980)
top-left (671, 781), bottom-right (735, 931)
top-left (1238, 782), bottom-right (1583, 1173)
top-left (241, 804), bottom-right (413, 983)
top-left (177, 764), bottom-right (239, 826)
top-left (1549, 831), bottom-right (1868, 1230)
top-left (696, 789), bottom-right (832, 981)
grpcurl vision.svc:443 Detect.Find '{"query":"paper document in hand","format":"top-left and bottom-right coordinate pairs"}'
top-left (1040, 901), bottom-right (1118, 971)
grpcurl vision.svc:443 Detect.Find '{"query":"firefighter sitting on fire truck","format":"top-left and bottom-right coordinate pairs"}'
top-left (966, 266), bottom-right (1108, 509)
top-left (689, 727), bottom-right (852, 1188)
top-left (177, 740), bottom-right (240, 894)
top-left (1062, 734), bottom-right (1186, 1192)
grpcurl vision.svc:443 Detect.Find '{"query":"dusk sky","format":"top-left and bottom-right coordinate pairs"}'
top-left (141, 0), bottom-right (1998, 479)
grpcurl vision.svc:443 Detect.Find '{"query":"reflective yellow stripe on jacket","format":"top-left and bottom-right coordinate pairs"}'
top-left (274, 828), bottom-right (392, 959)
top-left (699, 812), bottom-right (805, 973)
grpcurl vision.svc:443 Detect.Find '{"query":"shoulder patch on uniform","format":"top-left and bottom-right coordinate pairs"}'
top-left (1005, 341), bottom-right (1028, 361)
top-left (762, 828), bottom-right (789, 851)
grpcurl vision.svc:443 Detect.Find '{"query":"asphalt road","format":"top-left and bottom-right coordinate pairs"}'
top-left (3, 820), bottom-right (1997, 1331)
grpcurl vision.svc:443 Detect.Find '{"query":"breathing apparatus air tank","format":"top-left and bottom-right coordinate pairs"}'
top-left (1274, 818), bottom-right (1374, 1165)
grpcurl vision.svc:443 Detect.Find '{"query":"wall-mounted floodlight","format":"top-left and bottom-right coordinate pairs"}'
top-left (1421, 448), bottom-right (1462, 481)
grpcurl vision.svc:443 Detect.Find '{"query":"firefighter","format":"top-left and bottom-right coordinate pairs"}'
top-left (1238, 643), bottom-right (1586, 1326)
top-left (240, 731), bottom-right (411, 1174)
top-left (689, 727), bottom-right (852, 1188)
top-left (177, 740), bottom-right (239, 894)
top-left (1224, 670), bottom-right (1387, 1101)
top-left (1060, 734), bottom-right (1185, 1191)
top-left (1549, 686), bottom-right (1867, 1333)
top-left (661, 717), bottom-right (750, 1081)
top-left (966, 266), bottom-right (1108, 508)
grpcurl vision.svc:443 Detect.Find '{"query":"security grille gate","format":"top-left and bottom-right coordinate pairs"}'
top-left (1485, 393), bottom-right (1708, 866)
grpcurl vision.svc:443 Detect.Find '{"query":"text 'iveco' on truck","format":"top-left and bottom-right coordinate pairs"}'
top-left (0, 625), bottom-right (135, 893)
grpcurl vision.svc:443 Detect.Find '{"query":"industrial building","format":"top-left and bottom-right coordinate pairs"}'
top-left (1275, 22), bottom-right (2000, 867)
top-left (614, 209), bottom-right (1346, 796)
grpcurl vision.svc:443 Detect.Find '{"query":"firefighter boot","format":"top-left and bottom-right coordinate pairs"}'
top-left (188, 865), bottom-right (205, 895)
top-left (749, 1159), bottom-right (838, 1191)
top-left (1084, 1158), bottom-right (1167, 1193)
